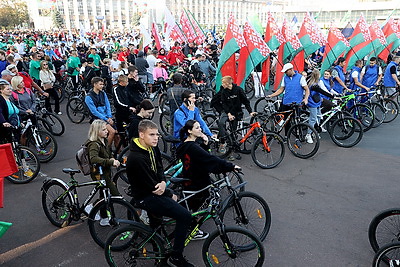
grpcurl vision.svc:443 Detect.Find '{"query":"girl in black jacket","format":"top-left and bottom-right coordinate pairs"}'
top-left (177, 119), bottom-right (240, 211)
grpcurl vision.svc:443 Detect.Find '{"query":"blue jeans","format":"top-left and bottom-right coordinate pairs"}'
top-left (308, 107), bottom-right (321, 134)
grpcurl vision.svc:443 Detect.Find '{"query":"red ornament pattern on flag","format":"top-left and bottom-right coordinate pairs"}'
top-left (358, 14), bottom-right (372, 41)
top-left (282, 19), bottom-right (302, 50)
top-left (228, 14), bottom-right (246, 49)
top-left (267, 12), bottom-right (285, 45)
top-left (180, 11), bottom-right (197, 43)
top-left (370, 21), bottom-right (387, 45)
top-left (243, 22), bottom-right (271, 57)
top-left (330, 24), bottom-right (350, 46)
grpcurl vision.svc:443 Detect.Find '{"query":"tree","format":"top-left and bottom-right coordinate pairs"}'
top-left (0, 0), bottom-right (29, 29)
top-left (52, 9), bottom-right (64, 29)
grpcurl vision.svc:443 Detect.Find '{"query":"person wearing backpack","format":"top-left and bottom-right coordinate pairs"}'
top-left (85, 119), bottom-right (121, 226)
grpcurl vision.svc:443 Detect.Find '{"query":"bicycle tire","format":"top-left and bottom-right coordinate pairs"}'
top-left (42, 113), bottom-right (65, 136)
top-left (372, 241), bottom-right (400, 267)
top-left (112, 168), bottom-right (131, 201)
top-left (202, 226), bottom-right (265, 267)
top-left (104, 222), bottom-right (167, 267)
top-left (88, 197), bottom-right (140, 248)
top-left (159, 111), bottom-right (172, 136)
top-left (158, 93), bottom-right (169, 113)
top-left (26, 130), bottom-right (58, 163)
top-left (208, 135), bottom-right (232, 159)
top-left (383, 98), bottom-right (399, 123)
top-left (51, 82), bottom-right (65, 104)
top-left (66, 97), bottom-right (86, 124)
top-left (287, 122), bottom-right (320, 159)
top-left (370, 102), bottom-right (386, 128)
top-left (369, 208), bottom-right (400, 252)
top-left (6, 146), bottom-right (40, 184)
top-left (219, 191), bottom-right (271, 242)
top-left (244, 76), bottom-right (255, 100)
top-left (41, 180), bottom-right (73, 227)
top-left (348, 103), bottom-right (375, 132)
top-left (203, 114), bottom-right (218, 129)
top-left (251, 132), bottom-right (285, 169)
top-left (329, 117), bottom-right (363, 148)
top-left (116, 146), bottom-right (130, 167)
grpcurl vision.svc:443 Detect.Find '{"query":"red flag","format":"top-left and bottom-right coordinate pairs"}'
top-left (99, 23), bottom-right (105, 41)
top-left (292, 50), bottom-right (305, 72)
top-left (152, 22), bottom-right (162, 50)
top-left (262, 12), bottom-right (285, 87)
top-left (281, 18), bottom-right (303, 63)
top-left (170, 24), bottom-right (187, 44)
top-left (379, 18), bottom-right (399, 61)
top-left (187, 10), bottom-right (206, 44)
top-left (180, 10), bottom-right (197, 43)
top-left (274, 45), bottom-right (285, 90)
top-left (298, 12), bottom-right (322, 57)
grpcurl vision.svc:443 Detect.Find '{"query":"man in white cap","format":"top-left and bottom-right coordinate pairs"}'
top-left (267, 62), bottom-right (309, 134)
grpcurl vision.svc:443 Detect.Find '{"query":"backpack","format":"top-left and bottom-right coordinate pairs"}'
top-left (76, 143), bottom-right (92, 175)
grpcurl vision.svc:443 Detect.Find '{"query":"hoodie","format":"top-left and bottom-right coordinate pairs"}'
top-left (176, 141), bottom-right (235, 190)
top-left (126, 138), bottom-right (169, 200)
top-left (135, 51), bottom-right (149, 75)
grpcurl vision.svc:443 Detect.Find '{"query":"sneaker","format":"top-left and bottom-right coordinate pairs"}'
top-left (140, 210), bottom-right (150, 225)
top-left (57, 112), bottom-right (62, 115)
top-left (321, 126), bottom-right (327, 133)
top-left (218, 143), bottom-right (227, 154)
top-left (150, 93), bottom-right (156, 99)
top-left (192, 229), bottom-right (209, 240)
top-left (168, 254), bottom-right (195, 267)
top-left (99, 217), bottom-right (110, 226)
top-left (305, 134), bottom-right (313, 144)
top-left (227, 155), bottom-right (235, 161)
top-left (158, 107), bottom-right (162, 114)
top-left (84, 203), bottom-right (93, 215)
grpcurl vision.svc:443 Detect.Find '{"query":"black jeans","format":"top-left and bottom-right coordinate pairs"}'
top-left (136, 194), bottom-right (192, 254)
top-left (218, 112), bottom-right (239, 143)
top-left (44, 87), bottom-right (60, 113)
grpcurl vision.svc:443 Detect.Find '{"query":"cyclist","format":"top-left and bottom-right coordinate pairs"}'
top-left (85, 77), bottom-right (116, 147)
top-left (331, 57), bottom-right (349, 94)
top-left (349, 59), bottom-right (370, 93)
top-left (126, 120), bottom-right (194, 267)
top-left (267, 63), bottom-right (310, 136)
top-left (127, 99), bottom-right (155, 139)
top-left (112, 75), bottom-right (133, 134)
top-left (177, 119), bottom-right (240, 212)
top-left (66, 49), bottom-right (81, 90)
top-left (383, 55), bottom-right (400, 99)
top-left (39, 60), bottom-right (61, 115)
top-left (0, 79), bottom-right (20, 143)
top-left (167, 73), bottom-right (187, 122)
top-left (173, 89), bottom-right (213, 140)
top-left (217, 76), bottom-right (256, 154)
top-left (86, 119), bottom-right (121, 226)
top-left (126, 65), bottom-right (145, 109)
top-left (360, 57), bottom-right (382, 88)
top-left (10, 76), bottom-right (37, 123)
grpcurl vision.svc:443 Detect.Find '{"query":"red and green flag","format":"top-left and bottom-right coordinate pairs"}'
top-left (237, 21), bottom-right (271, 88)
top-left (320, 24), bottom-right (350, 75)
top-left (369, 20), bottom-right (388, 58)
top-left (187, 9), bottom-right (206, 45)
top-left (298, 12), bottom-right (322, 57)
top-left (378, 18), bottom-right (400, 61)
top-left (180, 10), bottom-right (197, 43)
top-left (151, 22), bottom-right (162, 50)
top-left (344, 14), bottom-right (372, 71)
top-left (261, 12), bottom-right (285, 89)
top-left (215, 14), bottom-right (246, 91)
top-left (281, 18), bottom-right (303, 64)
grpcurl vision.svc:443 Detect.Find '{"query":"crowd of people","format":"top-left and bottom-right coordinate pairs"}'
top-left (1, 28), bottom-right (399, 266)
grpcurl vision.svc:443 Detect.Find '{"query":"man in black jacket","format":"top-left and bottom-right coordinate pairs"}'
top-left (126, 65), bottom-right (146, 108)
top-left (218, 76), bottom-right (256, 154)
top-left (135, 51), bottom-right (149, 85)
top-left (113, 75), bottom-right (134, 133)
top-left (126, 120), bottom-right (194, 267)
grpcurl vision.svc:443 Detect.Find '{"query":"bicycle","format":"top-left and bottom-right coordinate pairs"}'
top-left (368, 208), bottom-right (400, 255)
top-left (35, 96), bottom-right (65, 136)
top-left (4, 127), bottom-right (40, 184)
top-left (104, 175), bottom-right (266, 266)
top-left (41, 168), bottom-right (140, 248)
top-left (22, 117), bottom-right (58, 163)
top-left (66, 92), bottom-right (91, 124)
top-left (371, 85), bottom-right (399, 123)
top-left (372, 241), bottom-right (400, 266)
top-left (251, 102), bottom-right (320, 159)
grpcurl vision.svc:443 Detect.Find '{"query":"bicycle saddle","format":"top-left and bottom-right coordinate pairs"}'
top-left (62, 168), bottom-right (81, 174)
top-left (169, 177), bottom-right (191, 184)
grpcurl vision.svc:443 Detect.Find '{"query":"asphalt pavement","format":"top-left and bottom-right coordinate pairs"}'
top-left (1, 99), bottom-right (400, 267)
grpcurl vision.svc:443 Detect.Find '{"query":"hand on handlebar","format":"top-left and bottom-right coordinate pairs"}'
top-left (234, 165), bottom-right (242, 172)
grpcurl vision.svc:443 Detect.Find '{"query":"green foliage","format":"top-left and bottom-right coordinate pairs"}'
top-left (0, 0), bottom-right (29, 29)
top-left (52, 9), bottom-right (64, 29)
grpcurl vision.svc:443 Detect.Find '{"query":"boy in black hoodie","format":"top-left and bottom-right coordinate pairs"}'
top-left (126, 120), bottom-right (194, 267)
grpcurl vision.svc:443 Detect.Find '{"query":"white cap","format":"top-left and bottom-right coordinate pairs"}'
top-left (154, 59), bottom-right (162, 65)
top-left (281, 63), bottom-right (294, 73)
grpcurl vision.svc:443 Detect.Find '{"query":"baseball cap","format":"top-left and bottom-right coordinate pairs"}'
top-left (281, 63), bottom-right (294, 73)
top-left (0, 78), bottom-right (10, 85)
top-left (6, 64), bottom-right (17, 71)
top-left (154, 59), bottom-right (162, 65)
top-left (1, 69), bottom-right (15, 77)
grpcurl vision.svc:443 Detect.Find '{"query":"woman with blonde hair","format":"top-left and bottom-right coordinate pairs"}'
top-left (86, 119), bottom-right (121, 225)
top-left (39, 60), bottom-right (61, 114)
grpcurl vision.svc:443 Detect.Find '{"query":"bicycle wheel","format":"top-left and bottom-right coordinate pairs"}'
top-left (116, 146), bottom-right (130, 167)
top-left (369, 208), bottom-right (400, 252)
top-left (383, 99), bottom-right (399, 123)
top-left (42, 113), bottom-right (65, 136)
top-left (287, 122), bottom-right (319, 159)
top-left (329, 117), bottom-right (363, 148)
top-left (88, 197), bottom-right (140, 248)
top-left (27, 130), bottom-right (58, 163)
top-left (112, 168), bottom-right (131, 201)
top-left (251, 132), bottom-right (285, 169)
top-left (51, 82), bottom-right (65, 104)
top-left (211, 171), bottom-right (245, 200)
top-left (244, 76), bottom-right (255, 100)
top-left (105, 223), bottom-right (166, 267)
top-left (66, 97), bottom-right (86, 124)
top-left (202, 226), bottom-right (265, 267)
top-left (41, 180), bottom-right (73, 227)
top-left (203, 114), bottom-right (218, 129)
top-left (6, 146), bottom-right (40, 184)
top-left (220, 191), bottom-right (271, 242)
top-left (372, 241), bottom-right (400, 267)
top-left (348, 103), bottom-right (375, 132)
top-left (159, 111), bottom-right (172, 136)
top-left (371, 102), bottom-right (386, 128)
